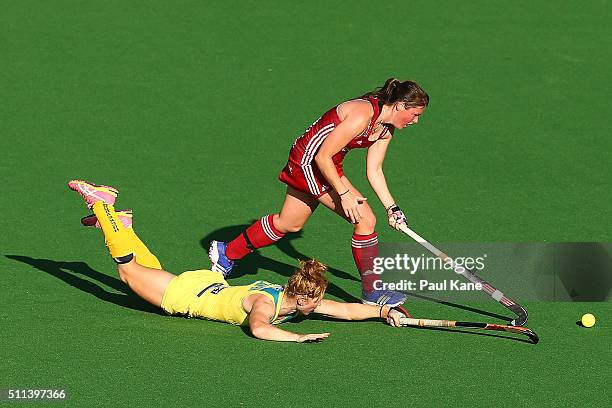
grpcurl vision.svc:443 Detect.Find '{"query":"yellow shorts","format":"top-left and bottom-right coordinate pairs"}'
top-left (161, 270), bottom-right (227, 316)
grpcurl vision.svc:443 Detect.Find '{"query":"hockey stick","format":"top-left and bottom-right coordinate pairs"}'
top-left (399, 316), bottom-right (539, 344)
top-left (398, 224), bottom-right (529, 326)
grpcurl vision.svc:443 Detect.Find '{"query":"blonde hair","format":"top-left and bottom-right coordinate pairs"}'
top-left (285, 259), bottom-right (328, 299)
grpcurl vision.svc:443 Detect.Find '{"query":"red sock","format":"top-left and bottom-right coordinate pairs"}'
top-left (351, 232), bottom-right (379, 292)
top-left (226, 215), bottom-right (286, 260)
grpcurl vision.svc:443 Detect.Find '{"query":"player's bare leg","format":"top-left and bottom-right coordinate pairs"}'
top-left (210, 186), bottom-right (319, 276)
top-left (272, 186), bottom-right (319, 233)
top-left (116, 260), bottom-right (175, 307)
top-left (318, 176), bottom-right (406, 307)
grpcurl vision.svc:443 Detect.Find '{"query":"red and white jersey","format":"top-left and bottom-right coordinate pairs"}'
top-left (279, 96), bottom-right (389, 197)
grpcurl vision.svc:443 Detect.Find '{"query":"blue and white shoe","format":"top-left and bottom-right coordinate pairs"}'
top-left (208, 240), bottom-right (234, 278)
top-left (362, 289), bottom-right (407, 307)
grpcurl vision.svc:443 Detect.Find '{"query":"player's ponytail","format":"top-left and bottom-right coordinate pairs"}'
top-left (286, 259), bottom-right (328, 298)
top-left (362, 77), bottom-right (429, 108)
top-left (380, 78), bottom-right (401, 102)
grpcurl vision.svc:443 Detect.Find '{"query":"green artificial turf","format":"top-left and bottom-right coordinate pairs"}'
top-left (1, 1), bottom-right (611, 406)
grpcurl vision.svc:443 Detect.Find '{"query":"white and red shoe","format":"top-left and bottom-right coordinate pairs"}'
top-left (68, 180), bottom-right (118, 208)
top-left (81, 209), bottom-right (133, 229)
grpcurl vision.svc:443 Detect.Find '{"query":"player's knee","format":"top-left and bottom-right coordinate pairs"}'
top-left (355, 213), bottom-right (376, 232)
top-left (277, 224), bottom-right (302, 233)
top-left (274, 217), bottom-right (304, 233)
top-left (363, 213), bottom-right (376, 229)
top-left (285, 224), bottom-right (304, 233)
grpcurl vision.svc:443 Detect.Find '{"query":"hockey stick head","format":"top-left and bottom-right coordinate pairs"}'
top-left (522, 328), bottom-right (539, 344)
top-left (483, 323), bottom-right (539, 344)
top-left (509, 304), bottom-right (529, 327)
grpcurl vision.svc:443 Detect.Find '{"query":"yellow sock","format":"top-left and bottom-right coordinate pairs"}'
top-left (91, 201), bottom-right (163, 268)
top-left (92, 201), bottom-right (138, 258)
top-left (125, 228), bottom-right (162, 270)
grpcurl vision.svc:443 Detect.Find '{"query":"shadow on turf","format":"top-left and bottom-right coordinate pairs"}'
top-left (200, 224), bottom-right (361, 303)
top-left (6, 255), bottom-right (164, 315)
top-left (403, 325), bottom-right (534, 344)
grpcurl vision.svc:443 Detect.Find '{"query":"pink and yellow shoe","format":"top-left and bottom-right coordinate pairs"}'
top-left (68, 180), bottom-right (118, 208)
top-left (81, 209), bottom-right (133, 229)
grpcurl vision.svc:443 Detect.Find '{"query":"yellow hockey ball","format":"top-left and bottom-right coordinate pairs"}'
top-left (581, 313), bottom-right (596, 328)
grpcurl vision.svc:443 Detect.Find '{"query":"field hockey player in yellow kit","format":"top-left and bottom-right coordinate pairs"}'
top-left (68, 180), bottom-right (405, 342)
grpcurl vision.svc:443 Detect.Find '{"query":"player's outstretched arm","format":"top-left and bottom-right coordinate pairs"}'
top-left (314, 299), bottom-right (402, 327)
top-left (247, 296), bottom-right (330, 342)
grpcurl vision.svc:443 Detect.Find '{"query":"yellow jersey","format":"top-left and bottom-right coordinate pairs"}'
top-left (161, 270), bottom-right (295, 326)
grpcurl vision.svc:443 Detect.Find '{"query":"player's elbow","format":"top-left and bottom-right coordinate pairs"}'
top-left (249, 322), bottom-right (269, 340)
top-left (250, 327), bottom-right (264, 339)
top-left (250, 327), bottom-right (265, 340)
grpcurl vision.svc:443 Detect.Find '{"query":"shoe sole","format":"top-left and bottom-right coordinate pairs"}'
top-left (208, 241), bottom-right (232, 275)
top-left (208, 240), bottom-right (221, 271)
top-left (68, 179), bottom-right (118, 207)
